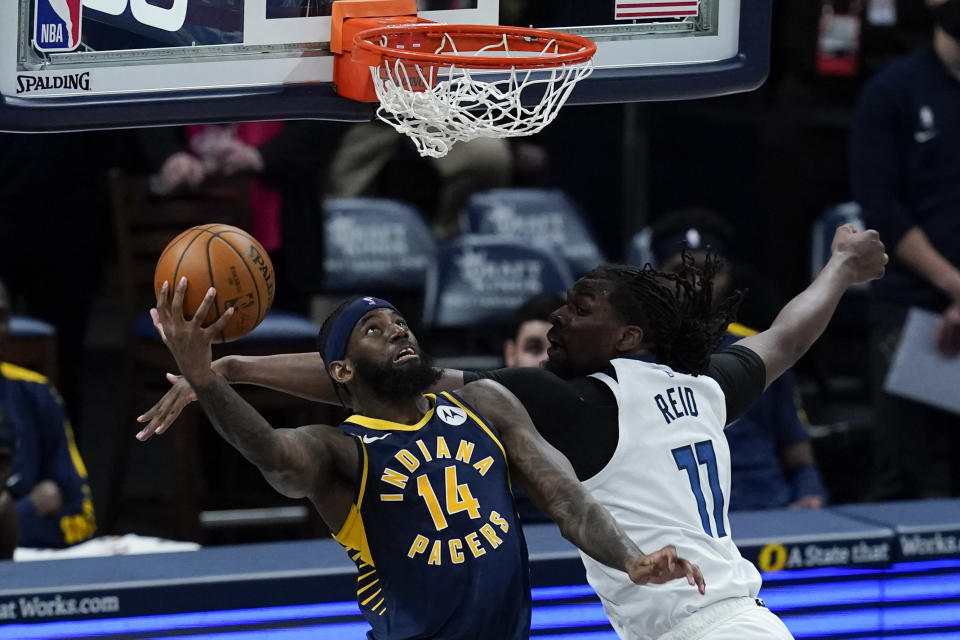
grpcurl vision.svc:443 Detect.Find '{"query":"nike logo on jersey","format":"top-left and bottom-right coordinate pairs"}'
top-left (362, 433), bottom-right (392, 444)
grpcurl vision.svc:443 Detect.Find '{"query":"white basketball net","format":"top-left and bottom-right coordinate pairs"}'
top-left (367, 32), bottom-right (595, 158)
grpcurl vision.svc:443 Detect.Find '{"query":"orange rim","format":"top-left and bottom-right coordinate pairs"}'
top-left (353, 24), bottom-right (597, 69)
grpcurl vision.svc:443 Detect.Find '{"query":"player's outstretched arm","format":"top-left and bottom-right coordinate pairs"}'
top-left (137, 353), bottom-right (467, 440)
top-left (735, 225), bottom-right (887, 388)
top-left (146, 277), bottom-right (358, 506)
top-left (459, 380), bottom-right (705, 593)
top-left (136, 352), bottom-right (338, 440)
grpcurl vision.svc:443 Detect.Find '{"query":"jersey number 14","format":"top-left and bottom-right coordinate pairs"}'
top-left (417, 466), bottom-right (481, 531)
top-left (672, 440), bottom-right (727, 537)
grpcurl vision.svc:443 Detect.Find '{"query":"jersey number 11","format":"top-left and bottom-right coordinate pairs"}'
top-left (672, 440), bottom-right (727, 538)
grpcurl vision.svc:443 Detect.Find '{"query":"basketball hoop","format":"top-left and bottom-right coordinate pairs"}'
top-left (333, 6), bottom-right (596, 158)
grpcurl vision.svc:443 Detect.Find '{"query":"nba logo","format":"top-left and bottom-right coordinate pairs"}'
top-left (34, 0), bottom-right (83, 53)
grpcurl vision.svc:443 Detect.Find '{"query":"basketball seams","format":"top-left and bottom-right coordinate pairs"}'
top-left (203, 233), bottom-right (228, 344)
top-left (169, 228), bottom-right (214, 295)
top-left (156, 228), bottom-right (194, 267)
top-left (212, 230), bottom-right (267, 329)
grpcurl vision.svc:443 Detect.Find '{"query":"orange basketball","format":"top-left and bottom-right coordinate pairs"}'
top-left (154, 224), bottom-right (275, 342)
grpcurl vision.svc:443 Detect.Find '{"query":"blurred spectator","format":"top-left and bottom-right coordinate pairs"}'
top-left (327, 121), bottom-right (512, 239)
top-left (850, 0), bottom-right (960, 499)
top-left (0, 131), bottom-right (116, 438)
top-left (503, 293), bottom-right (563, 368)
top-left (139, 121), bottom-right (347, 312)
top-left (0, 407), bottom-right (17, 559)
top-left (0, 279), bottom-right (96, 549)
top-left (651, 209), bottom-right (828, 510)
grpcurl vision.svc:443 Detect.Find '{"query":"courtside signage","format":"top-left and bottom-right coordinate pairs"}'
top-left (33, 0), bottom-right (82, 53)
top-left (743, 537), bottom-right (893, 573)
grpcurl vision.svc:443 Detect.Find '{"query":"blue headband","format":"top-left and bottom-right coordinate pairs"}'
top-left (323, 296), bottom-right (397, 364)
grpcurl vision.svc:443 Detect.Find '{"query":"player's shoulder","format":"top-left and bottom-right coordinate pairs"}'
top-left (458, 377), bottom-right (508, 398)
top-left (455, 379), bottom-right (515, 421)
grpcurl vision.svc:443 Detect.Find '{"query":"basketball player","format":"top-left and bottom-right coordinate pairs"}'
top-left (148, 279), bottom-right (704, 639)
top-left (141, 225), bottom-right (886, 639)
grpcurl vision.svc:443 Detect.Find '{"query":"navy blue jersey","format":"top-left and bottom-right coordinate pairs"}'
top-left (333, 391), bottom-right (530, 640)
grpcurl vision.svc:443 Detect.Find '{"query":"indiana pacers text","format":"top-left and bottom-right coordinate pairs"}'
top-left (378, 436), bottom-right (512, 565)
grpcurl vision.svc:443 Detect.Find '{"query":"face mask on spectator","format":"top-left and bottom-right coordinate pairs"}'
top-left (932, 0), bottom-right (960, 41)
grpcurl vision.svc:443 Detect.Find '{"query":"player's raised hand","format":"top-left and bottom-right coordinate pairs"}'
top-left (626, 545), bottom-right (706, 595)
top-left (136, 373), bottom-right (197, 441)
top-left (150, 277), bottom-right (234, 389)
top-left (830, 225), bottom-right (888, 285)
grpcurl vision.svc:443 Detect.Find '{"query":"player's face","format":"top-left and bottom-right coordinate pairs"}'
top-left (545, 279), bottom-right (628, 378)
top-left (347, 308), bottom-right (421, 371)
top-left (344, 308), bottom-right (441, 400)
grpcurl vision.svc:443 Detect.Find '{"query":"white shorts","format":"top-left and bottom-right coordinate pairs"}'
top-left (659, 597), bottom-right (795, 640)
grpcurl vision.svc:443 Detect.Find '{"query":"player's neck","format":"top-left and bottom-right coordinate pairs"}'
top-left (352, 391), bottom-right (431, 425)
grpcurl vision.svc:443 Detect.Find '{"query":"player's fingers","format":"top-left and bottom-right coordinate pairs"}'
top-left (136, 407), bottom-right (163, 440)
top-left (688, 562), bottom-right (706, 595)
top-left (207, 304), bottom-right (235, 336)
top-left (155, 279), bottom-right (169, 310)
top-left (152, 403), bottom-right (179, 437)
top-left (136, 423), bottom-right (155, 441)
top-left (150, 308), bottom-right (168, 342)
top-left (137, 387), bottom-right (166, 425)
top-left (171, 276), bottom-right (187, 320)
top-left (192, 287), bottom-right (217, 327)
top-left (136, 393), bottom-right (174, 439)
top-left (156, 402), bottom-right (185, 435)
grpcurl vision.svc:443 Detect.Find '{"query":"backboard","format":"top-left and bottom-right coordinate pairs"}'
top-left (0, 0), bottom-right (771, 132)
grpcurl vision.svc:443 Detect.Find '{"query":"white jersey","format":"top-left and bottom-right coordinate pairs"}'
top-left (580, 357), bottom-right (762, 640)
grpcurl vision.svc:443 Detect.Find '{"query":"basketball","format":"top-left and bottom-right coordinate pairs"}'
top-left (154, 224), bottom-right (275, 342)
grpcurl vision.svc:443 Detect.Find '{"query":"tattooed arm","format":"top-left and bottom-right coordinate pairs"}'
top-left (188, 375), bottom-right (355, 501)
top-left (458, 380), bottom-right (705, 592)
top-left (136, 350), bottom-right (467, 440)
top-left (147, 277), bottom-right (359, 529)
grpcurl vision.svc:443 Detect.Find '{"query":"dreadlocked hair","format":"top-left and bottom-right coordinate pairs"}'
top-left (317, 296), bottom-right (362, 408)
top-left (585, 253), bottom-right (743, 375)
